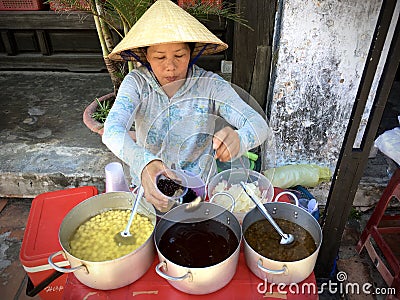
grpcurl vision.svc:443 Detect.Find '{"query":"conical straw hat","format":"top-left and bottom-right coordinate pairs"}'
top-left (108, 0), bottom-right (228, 63)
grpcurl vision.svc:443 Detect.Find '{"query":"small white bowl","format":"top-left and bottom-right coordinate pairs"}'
top-left (207, 169), bottom-right (274, 222)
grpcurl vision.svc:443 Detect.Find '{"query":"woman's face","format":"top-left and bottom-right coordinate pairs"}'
top-left (145, 43), bottom-right (191, 88)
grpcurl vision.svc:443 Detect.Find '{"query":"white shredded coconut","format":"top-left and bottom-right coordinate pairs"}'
top-left (211, 180), bottom-right (262, 213)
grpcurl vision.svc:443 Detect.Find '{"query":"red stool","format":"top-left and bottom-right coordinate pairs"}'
top-left (356, 168), bottom-right (400, 299)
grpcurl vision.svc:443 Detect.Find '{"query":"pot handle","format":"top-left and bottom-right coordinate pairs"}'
top-left (25, 251), bottom-right (86, 297)
top-left (273, 191), bottom-right (299, 207)
top-left (155, 261), bottom-right (193, 282)
top-left (257, 259), bottom-right (288, 275)
top-left (209, 191), bottom-right (236, 212)
top-left (48, 251), bottom-right (87, 273)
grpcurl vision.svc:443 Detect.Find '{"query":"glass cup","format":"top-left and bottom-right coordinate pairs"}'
top-left (105, 162), bottom-right (130, 193)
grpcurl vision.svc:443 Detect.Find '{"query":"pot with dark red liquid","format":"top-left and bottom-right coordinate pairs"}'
top-left (154, 202), bottom-right (242, 294)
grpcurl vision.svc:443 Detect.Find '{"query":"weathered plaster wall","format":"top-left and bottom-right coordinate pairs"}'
top-left (266, 0), bottom-right (382, 172)
top-left (354, 1), bottom-right (399, 148)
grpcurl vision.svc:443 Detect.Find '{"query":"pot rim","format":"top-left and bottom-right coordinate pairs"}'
top-left (58, 192), bottom-right (157, 264)
top-left (154, 202), bottom-right (243, 269)
top-left (242, 201), bottom-right (322, 263)
top-left (156, 201), bottom-right (241, 224)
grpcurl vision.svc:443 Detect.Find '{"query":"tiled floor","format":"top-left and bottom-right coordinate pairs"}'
top-left (0, 198), bottom-right (39, 300)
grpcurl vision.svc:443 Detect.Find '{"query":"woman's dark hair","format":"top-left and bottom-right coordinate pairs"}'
top-left (187, 42), bottom-right (196, 55)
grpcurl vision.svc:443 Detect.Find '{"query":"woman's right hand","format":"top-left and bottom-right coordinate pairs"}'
top-left (140, 160), bottom-right (171, 211)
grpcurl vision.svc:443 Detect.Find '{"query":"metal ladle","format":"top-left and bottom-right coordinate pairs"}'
top-left (239, 181), bottom-right (294, 245)
top-left (114, 185), bottom-right (144, 246)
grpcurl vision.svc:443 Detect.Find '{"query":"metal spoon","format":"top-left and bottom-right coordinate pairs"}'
top-left (202, 149), bottom-right (217, 195)
top-left (114, 185), bottom-right (144, 246)
top-left (182, 150), bottom-right (216, 213)
top-left (239, 181), bottom-right (294, 245)
top-left (184, 195), bottom-right (202, 212)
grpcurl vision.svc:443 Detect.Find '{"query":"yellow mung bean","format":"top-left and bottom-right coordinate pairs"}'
top-left (69, 209), bottom-right (154, 261)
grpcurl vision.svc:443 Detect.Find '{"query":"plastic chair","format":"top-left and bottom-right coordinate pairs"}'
top-left (356, 168), bottom-right (400, 299)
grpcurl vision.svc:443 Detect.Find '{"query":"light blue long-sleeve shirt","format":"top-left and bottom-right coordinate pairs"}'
top-left (102, 65), bottom-right (269, 185)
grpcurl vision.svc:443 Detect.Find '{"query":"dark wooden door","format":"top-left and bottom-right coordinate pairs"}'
top-left (231, 0), bottom-right (277, 111)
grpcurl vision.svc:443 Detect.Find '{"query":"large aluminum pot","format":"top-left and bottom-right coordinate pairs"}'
top-left (154, 202), bottom-right (242, 294)
top-left (242, 202), bottom-right (322, 284)
top-left (48, 192), bottom-right (156, 290)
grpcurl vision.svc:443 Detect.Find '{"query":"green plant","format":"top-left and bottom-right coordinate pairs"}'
top-left (349, 207), bottom-right (362, 221)
top-left (92, 98), bottom-right (114, 123)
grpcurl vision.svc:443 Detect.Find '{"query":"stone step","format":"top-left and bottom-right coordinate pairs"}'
top-left (0, 143), bottom-right (123, 197)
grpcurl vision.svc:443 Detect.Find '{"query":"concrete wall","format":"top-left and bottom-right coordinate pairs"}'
top-left (264, 0), bottom-right (383, 203)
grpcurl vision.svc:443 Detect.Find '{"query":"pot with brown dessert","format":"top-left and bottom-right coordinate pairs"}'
top-left (242, 202), bottom-right (322, 284)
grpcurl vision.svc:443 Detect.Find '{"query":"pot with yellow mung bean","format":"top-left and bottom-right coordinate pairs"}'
top-left (48, 192), bottom-right (156, 290)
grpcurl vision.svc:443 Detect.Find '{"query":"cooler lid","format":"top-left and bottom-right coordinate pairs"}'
top-left (20, 186), bottom-right (98, 267)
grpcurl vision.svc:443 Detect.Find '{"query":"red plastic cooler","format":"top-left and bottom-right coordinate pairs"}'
top-left (19, 186), bottom-right (98, 300)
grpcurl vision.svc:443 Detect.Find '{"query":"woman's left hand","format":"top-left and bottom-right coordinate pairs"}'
top-left (213, 127), bottom-right (241, 162)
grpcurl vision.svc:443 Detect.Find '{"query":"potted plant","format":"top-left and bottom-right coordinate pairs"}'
top-left (47, 0), bottom-right (249, 135)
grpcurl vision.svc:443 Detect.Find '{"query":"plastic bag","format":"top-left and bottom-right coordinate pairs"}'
top-left (374, 127), bottom-right (400, 166)
top-left (263, 164), bottom-right (332, 189)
